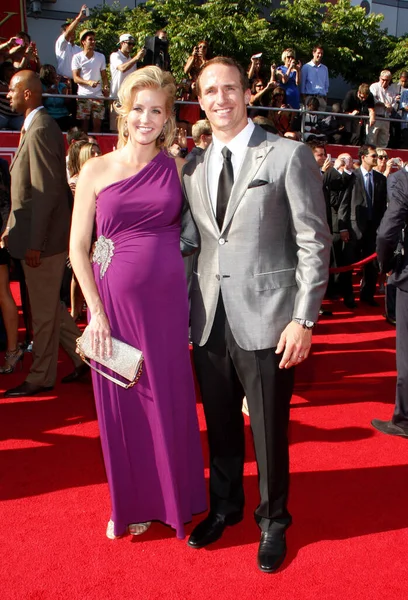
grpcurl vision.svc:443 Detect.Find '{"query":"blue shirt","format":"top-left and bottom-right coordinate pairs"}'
top-left (301, 60), bottom-right (329, 96)
top-left (400, 88), bottom-right (408, 129)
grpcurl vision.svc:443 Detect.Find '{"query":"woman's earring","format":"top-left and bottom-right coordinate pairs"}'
top-left (160, 121), bottom-right (167, 142)
top-left (124, 121), bottom-right (129, 138)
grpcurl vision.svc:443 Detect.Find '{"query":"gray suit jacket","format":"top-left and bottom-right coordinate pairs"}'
top-left (8, 109), bottom-right (72, 260)
top-left (182, 126), bottom-right (331, 351)
top-left (377, 169), bottom-right (408, 291)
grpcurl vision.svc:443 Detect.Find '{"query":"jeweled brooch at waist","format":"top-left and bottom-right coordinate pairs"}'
top-left (92, 235), bottom-right (115, 279)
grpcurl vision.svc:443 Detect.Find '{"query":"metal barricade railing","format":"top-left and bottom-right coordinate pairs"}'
top-left (0, 91), bottom-right (405, 141)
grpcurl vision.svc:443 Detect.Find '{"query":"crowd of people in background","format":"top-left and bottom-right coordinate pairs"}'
top-left (0, 4), bottom-right (408, 148)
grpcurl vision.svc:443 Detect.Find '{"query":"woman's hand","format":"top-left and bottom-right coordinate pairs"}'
top-left (88, 311), bottom-right (112, 358)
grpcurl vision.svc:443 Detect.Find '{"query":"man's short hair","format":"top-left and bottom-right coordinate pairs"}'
top-left (380, 70), bottom-right (392, 80)
top-left (306, 96), bottom-right (319, 110)
top-left (312, 45), bottom-right (323, 53)
top-left (358, 83), bottom-right (370, 96)
top-left (191, 119), bottom-right (212, 144)
top-left (196, 56), bottom-right (249, 97)
top-left (307, 140), bottom-right (326, 154)
top-left (401, 71), bottom-right (408, 79)
top-left (67, 126), bottom-right (88, 145)
top-left (358, 144), bottom-right (376, 160)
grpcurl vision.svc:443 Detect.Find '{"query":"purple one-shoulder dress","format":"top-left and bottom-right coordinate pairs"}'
top-left (91, 151), bottom-right (206, 538)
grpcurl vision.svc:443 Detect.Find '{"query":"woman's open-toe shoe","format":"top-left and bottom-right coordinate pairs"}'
top-left (0, 347), bottom-right (24, 374)
top-left (128, 522), bottom-right (151, 536)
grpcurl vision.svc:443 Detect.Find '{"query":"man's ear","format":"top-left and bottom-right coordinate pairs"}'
top-left (244, 89), bottom-right (251, 105)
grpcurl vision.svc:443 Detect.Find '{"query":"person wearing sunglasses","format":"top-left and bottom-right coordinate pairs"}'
top-left (275, 48), bottom-right (301, 110)
top-left (109, 34), bottom-right (146, 131)
top-left (368, 70), bottom-right (399, 148)
top-left (374, 149), bottom-right (402, 178)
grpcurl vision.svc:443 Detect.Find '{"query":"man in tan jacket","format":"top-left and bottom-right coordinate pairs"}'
top-left (3, 70), bottom-right (88, 397)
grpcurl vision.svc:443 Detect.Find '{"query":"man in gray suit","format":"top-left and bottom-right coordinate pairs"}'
top-left (372, 168), bottom-right (408, 438)
top-left (182, 57), bottom-right (331, 572)
top-left (3, 70), bottom-right (87, 398)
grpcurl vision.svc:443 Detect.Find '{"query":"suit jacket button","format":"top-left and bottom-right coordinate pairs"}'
top-left (215, 274), bottom-right (220, 280)
top-left (219, 238), bottom-right (226, 245)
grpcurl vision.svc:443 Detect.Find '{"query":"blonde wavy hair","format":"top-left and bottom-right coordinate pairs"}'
top-left (115, 66), bottom-right (177, 150)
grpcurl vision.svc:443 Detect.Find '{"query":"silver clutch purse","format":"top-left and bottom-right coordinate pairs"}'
top-left (76, 326), bottom-right (144, 389)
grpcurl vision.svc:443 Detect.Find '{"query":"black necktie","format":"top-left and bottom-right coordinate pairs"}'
top-left (216, 147), bottom-right (234, 230)
top-left (366, 173), bottom-right (373, 220)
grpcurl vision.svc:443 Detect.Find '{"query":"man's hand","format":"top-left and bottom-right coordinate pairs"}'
top-left (321, 156), bottom-right (332, 172)
top-left (340, 230), bottom-right (350, 242)
top-left (1, 231), bottom-right (8, 249)
top-left (79, 4), bottom-right (87, 19)
top-left (177, 127), bottom-right (188, 149)
top-left (135, 48), bottom-right (146, 61)
top-left (89, 80), bottom-right (99, 88)
top-left (25, 249), bottom-right (41, 268)
top-left (276, 321), bottom-right (312, 369)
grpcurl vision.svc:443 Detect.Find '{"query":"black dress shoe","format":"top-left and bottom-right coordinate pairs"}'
top-left (257, 531), bottom-right (287, 573)
top-left (187, 511), bottom-right (243, 548)
top-left (383, 314), bottom-right (396, 326)
top-left (61, 363), bottom-right (90, 384)
top-left (4, 381), bottom-right (54, 398)
top-left (360, 298), bottom-right (380, 307)
top-left (344, 298), bottom-right (357, 309)
top-left (371, 419), bottom-right (408, 438)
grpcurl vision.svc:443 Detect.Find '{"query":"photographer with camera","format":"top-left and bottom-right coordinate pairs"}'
top-left (55, 5), bottom-right (87, 83)
top-left (184, 41), bottom-right (208, 82)
top-left (109, 34), bottom-right (146, 131)
top-left (275, 48), bottom-right (301, 110)
top-left (8, 32), bottom-right (40, 73)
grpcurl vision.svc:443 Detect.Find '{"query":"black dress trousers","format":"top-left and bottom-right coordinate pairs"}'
top-left (393, 288), bottom-right (408, 429)
top-left (193, 294), bottom-right (294, 533)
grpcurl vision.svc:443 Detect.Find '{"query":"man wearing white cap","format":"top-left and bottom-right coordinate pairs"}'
top-left (109, 34), bottom-right (146, 130)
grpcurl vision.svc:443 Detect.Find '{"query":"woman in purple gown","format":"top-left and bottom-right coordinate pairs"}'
top-left (69, 66), bottom-right (206, 539)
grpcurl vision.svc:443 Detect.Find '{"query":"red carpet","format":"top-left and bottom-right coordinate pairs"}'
top-left (1, 294), bottom-right (407, 600)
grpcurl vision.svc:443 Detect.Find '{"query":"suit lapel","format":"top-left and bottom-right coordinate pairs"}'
top-left (10, 129), bottom-right (28, 172)
top-left (196, 142), bottom-right (220, 231)
top-left (222, 127), bottom-right (272, 232)
top-left (10, 110), bottom-right (43, 172)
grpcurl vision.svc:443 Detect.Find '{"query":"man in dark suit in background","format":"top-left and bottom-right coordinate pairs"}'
top-left (338, 144), bottom-right (387, 307)
top-left (308, 142), bottom-right (353, 304)
top-left (3, 70), bottom-right (87, 398)
top-left (372, 168), bottom-right (408, 438)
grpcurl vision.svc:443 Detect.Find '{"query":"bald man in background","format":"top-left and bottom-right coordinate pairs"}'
top-left (3, 70), bottom-right (87, 397)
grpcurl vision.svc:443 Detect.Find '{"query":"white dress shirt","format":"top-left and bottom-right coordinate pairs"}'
top-left (24, 106), bottom-right (45, 132)
top-left (207, 119), bottom-right (255, 214)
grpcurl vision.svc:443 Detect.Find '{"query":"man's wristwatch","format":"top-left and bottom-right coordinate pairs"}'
top-left (293, 318), bottom-right (315, 330)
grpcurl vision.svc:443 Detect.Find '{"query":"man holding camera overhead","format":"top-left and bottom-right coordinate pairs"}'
top-left (109, 34), bottom-right (146, 131)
